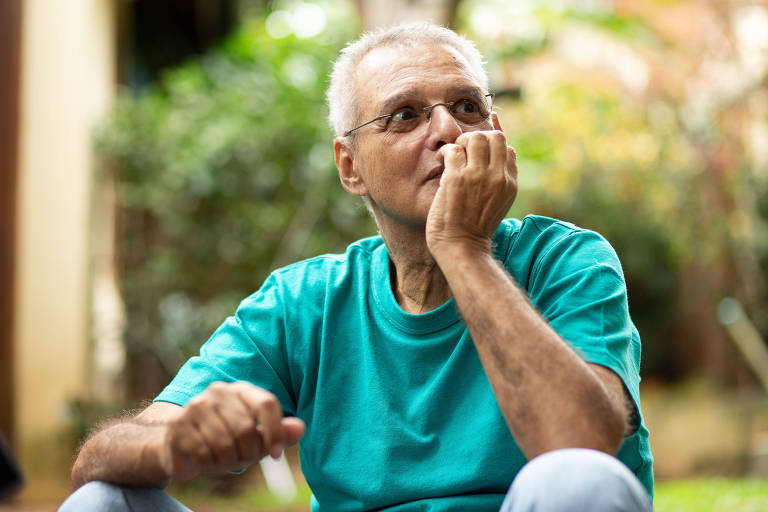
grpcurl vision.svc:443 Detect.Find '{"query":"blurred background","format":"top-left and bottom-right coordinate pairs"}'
top-left (2, 0), bottom-right (768, 510)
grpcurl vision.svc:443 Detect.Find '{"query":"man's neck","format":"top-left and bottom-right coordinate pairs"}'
top-left (375, 215), bottom-right (452, 315)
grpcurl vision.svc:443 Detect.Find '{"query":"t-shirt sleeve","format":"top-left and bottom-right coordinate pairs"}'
top-left (526, 228), bottom-right (642, 397)
top-left (154, 273), bottom-right (298, 416)
top-left (521, 224), bottom-right (653, 490)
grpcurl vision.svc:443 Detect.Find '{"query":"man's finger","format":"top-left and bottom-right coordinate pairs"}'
top-left (214, 392), bottom-right (263, 463)
top-left (488, 131), bottom-right (508, 173)
top-left (464, 132), bottom-right (491, 170)
top-left (236, 384), bottom-right (286, 459)
top-left (440, 143), bottom-right (466, 173)
top-left (166, 418), bottom-right (213, 480)
top-left (281, 417), bottom-right (306, 446)
top-left (189, 402), bottom-right (240, 468)
top-left (506, 145), bottom-right (518, 180)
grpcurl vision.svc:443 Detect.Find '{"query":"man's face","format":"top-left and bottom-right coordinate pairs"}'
top-left (341, 44), bottom-right (493, 229)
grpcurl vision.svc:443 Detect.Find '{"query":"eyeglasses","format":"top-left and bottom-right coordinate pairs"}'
top-left (344, 93), bottom-right (494, 137)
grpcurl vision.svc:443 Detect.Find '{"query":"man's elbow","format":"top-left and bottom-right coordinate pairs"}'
top-left (70, 449), bottom-right (91, 489)
top-left (569, 403), bottom-right (628, 455)
top-left (599, 404), bottom-right (629, 455)
top-left (528, 414), bottom-right (627, 459)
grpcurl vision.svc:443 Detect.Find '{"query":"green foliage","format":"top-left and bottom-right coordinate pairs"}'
top-left (458, 0), bottom-right (768, 379)
top-left (655, 478), bottom-right (768, 512)
top-left (101, 1), bottom-right (768, 387)
top-left (169, 475), bottom-right (313, 510)
top-left (500, 82), bottom-right (683, 374)
top-left (96, 14), bottom-right (372, 385)
top-left (175, 477), bottom-right (768, 511)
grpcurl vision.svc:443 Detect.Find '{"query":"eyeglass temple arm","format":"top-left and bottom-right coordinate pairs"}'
top-left (343, 114), bottom-right (391, 137)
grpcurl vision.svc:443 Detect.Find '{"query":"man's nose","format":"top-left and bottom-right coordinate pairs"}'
top-left (425, 104), bottom-right (462, 150)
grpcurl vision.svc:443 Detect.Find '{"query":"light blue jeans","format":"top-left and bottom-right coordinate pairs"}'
top-left (59, 448), bottom-right (651, 511)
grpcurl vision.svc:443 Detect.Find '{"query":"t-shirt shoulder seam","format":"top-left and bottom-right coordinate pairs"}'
top-left (273, 278), bottom-right (298, 406)
top-left (525, 215), bottom-right (581, 234)
top-left (530, 227), bottom-right (585, 284)
top-left (231, 311), bottom-right (298, 413)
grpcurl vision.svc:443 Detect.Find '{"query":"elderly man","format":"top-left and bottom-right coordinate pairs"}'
top-left (60, 22), bottom-right (653, 512)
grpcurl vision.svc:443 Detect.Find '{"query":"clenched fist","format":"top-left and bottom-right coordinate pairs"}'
top-left (157, 381), bottom-right (305, 481)
top-left (426, 126), bottom-right (517, 259)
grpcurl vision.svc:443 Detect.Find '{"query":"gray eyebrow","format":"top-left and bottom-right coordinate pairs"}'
top-left (378, 91), bottom-right (421, 116)
top-left (377, 86), bottom-right (487, 115)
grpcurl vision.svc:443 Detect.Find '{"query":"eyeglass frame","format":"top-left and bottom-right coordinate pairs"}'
top-left (343, 92), bottom-right (495, 137)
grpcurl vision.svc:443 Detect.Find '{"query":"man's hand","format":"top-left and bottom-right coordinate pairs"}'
top-left (156, 381), bottom-right (305, 481)
top-left (426, 129), bottom-right (517, 258)
top-left (427, 129), bottom-right (628, 457)
top-left (70, 382), bottom-right (305, 489)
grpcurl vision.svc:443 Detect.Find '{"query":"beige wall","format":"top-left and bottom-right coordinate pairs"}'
top-left (14, 0), bottom-right (116, 473)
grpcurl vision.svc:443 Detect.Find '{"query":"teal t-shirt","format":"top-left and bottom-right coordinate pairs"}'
top-left (155, 215), bottom-right (654, 510)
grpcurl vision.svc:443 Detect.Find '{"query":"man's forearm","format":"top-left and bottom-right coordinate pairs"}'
top-left (71, 419), bottom-right (169, 489)
top-left (435, 246), bottom-right (625, 458)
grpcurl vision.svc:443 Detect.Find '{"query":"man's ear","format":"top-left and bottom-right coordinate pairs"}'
top-left (334, 137), bottom-right (368, 196)
top-left (492, 112), bottom-right (503, 132)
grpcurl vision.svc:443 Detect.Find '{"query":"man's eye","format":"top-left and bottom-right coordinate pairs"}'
top-left (391, 108), bottom-right (418, 122)
top-left (454, 99), bottom-right (479, 114)
top-left (452, 99), bottom-right (487, 124)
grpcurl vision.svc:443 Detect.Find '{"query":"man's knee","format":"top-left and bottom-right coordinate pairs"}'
top-left (57, 481), bottom-right (192, 512)
top-left (501, 448), bottom-right (651, 512)
top-left (58, 481), bottom-right (133, 512)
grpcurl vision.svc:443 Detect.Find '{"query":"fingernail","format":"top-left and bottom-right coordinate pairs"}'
top-left (271, 444), bottom-right (284, 459)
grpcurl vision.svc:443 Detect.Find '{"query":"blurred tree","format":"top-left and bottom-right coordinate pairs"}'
top-left (97, 5), bottom-right (371, 398)
top-left (353, 0), bottom-right (461, 30)
top-left (100, 0), bottom-right (768, 396)
top-left (458, 0), bottom-right (768, 384)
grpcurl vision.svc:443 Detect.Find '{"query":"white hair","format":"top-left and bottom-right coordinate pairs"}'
top-left (326, 21), bottom-right (489, 138)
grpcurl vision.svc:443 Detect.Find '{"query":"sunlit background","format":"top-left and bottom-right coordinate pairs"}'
top-left (2, 0), bottom-right (768, 510)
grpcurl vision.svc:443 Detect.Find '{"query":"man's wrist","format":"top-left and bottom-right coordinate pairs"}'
top-left (431, 239), bottom-right (496, 275)
top-left (144, 424), bottom-right (172, 482)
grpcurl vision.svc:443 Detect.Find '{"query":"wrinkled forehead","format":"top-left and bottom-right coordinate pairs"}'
top-left (353, 43), bottom-right (483, 116)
